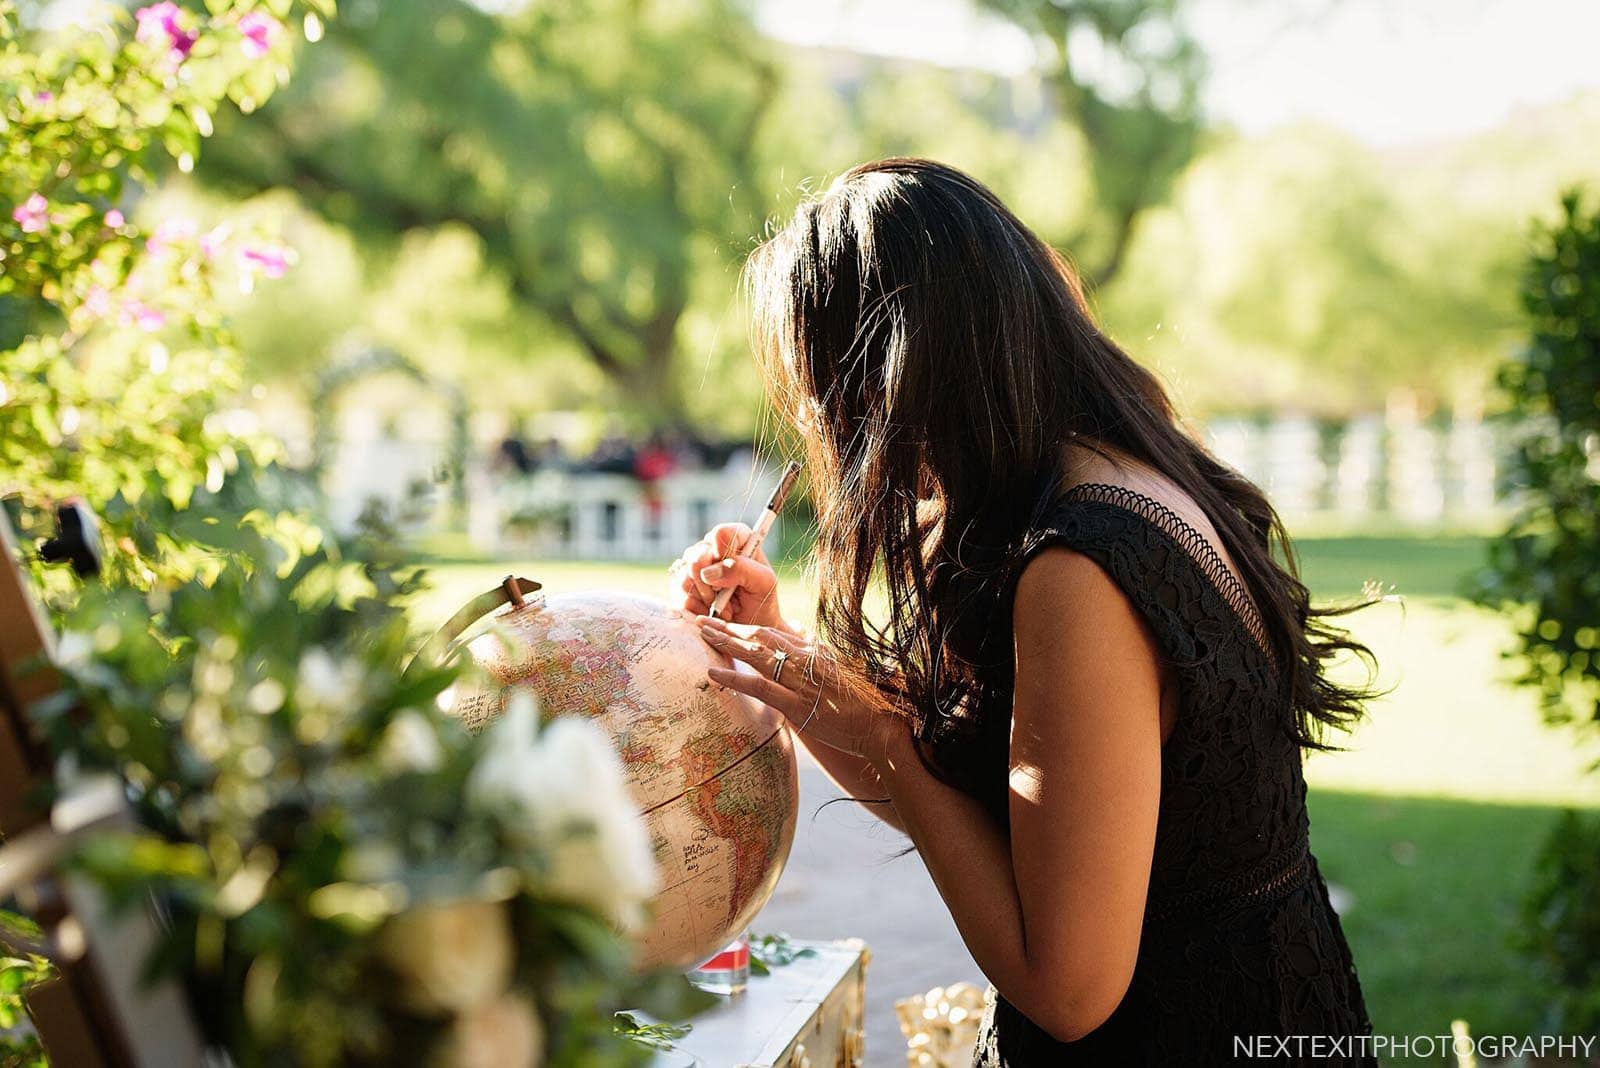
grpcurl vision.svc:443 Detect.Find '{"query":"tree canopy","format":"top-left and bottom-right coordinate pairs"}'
top-left (974, 0), bottom-right (1204, 286)
top-left (187, 1), bottom-right (1600, 426)
top-left (201, 0), bottom-right (778, 423)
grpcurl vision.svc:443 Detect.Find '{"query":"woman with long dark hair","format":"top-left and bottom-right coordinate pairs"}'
top-left (673, 158), bottom-right (1377, 1065)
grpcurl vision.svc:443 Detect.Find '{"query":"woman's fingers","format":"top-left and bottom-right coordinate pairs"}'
top-left (671, 523), bottom-right (768, 615)
top-left (698, 556), bottom-right (780, 626)
top-left (701, 622), bottom-right (867, 749)
top-left (700, 619), bottom-right (820, 723)
top-left (672, 524), bottom-right (790, 629)
top-left (683, 543), bottom-right (718, 605)
top-left (699, 621), bottom-right (770, 668)
top-left (708, 522), bottom-right (763, 564)
top-left (707, 620), bottom-right (806, 655)
top-left (698, 555), bottom-right (772, 591)
top-left (700, 618), bottom-right (802, 658)
top-left (707, 665), bottom-right (803, 718)
top-left (668, 549), bottom-right (703, 607)
top-left (680, 571), bottom-right (718, 610)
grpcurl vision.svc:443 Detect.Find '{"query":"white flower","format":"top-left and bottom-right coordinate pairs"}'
top-left (54, 629), bottom-right (93, 668)
top-left (434, 993), bottom-right (546, 1068)
top-left (379, 710), bottom-right (443, 773)
top-left (376, 899), bottom-right (514, 1016)
top-left (296, 647), bottom-right (363, 712)
top-left (468, 693), bottom-right (658, 931)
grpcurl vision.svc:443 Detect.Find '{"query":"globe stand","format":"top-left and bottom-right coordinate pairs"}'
top-left (410, 573), bottom-right (543, 670)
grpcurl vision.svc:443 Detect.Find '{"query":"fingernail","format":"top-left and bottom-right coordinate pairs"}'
top-left (700, 565), bottom-right (723, 581)
top-left (722, 558), bottom-right (735, 569)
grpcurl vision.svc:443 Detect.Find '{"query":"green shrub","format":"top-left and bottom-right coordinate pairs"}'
top-left (1, 0), bottom-right (323, 599)
top-left (2, 4), bottom-right (704, 1063)
top-left (3, 0), bottom-right (327, 1047)
top-left (1474, 191), bottom-right (1600, 728)
top-left (1518, 811), bottom-right (1600, 1035)
top-left (1476, 191), bottom-right (1600, 1037)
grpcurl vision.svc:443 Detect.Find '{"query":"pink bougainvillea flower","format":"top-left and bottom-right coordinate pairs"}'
top-left (239, 243), bottom-right (294, 279)
top-left (83, 285), bottom-right (115, 319)
top-left (135, 2), bottom-right (197, 59)
top-left (200, 224), bottom-right (231, 260)
top-left (122, 301), bottom-right (167, 332)
top-left (145, 217), bottom-right (197, 257)
top-left (104, 209), bottom-right (125, 229)
top-left (237, 11), bottom-right (281, 58)
top-left (12, 193), bottom-right (49, 234)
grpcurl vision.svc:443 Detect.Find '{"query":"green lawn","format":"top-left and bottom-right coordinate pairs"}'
top-left (1293, 533), bottom-right (1494, 600)
top-left (1307, 791), bottom-right (1566, 1050)
top-left (412, 534), bottom-right (1598, 1060)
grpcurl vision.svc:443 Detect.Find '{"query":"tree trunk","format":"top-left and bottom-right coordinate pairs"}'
top-left (619, 343), bottom-right (685, 429)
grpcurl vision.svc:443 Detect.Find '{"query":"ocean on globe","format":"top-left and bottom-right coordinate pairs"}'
top-left (443, 589), bottom-right (799, 970)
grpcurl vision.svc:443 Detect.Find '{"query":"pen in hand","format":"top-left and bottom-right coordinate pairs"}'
top-left (708, 460), bottom-right (803, 620)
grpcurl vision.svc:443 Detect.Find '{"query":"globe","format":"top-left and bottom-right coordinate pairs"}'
top-left (442, 588), bottom-right (799, 970)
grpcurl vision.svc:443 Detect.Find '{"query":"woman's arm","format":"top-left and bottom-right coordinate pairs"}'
top-left (696, 546), bottom-right (1162, 1040)
top-left (867, 548), bottom-right (1162, 1041)
top-left (792, 734), bottom-right (906, 834)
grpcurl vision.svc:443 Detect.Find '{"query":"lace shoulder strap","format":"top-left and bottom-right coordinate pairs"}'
top-left (1031, 482), bottom-right (1276, 668)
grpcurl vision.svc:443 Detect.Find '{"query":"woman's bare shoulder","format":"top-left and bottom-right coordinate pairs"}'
top-left (1058, 440), bottom-right (1238, 574)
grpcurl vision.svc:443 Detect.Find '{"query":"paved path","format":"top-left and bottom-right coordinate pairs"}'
top-left (753, 756), bottom-right (983, 1068)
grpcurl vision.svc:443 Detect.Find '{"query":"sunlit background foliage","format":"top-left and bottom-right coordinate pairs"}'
top-left (4, 0), bottom-right (1600, 1063)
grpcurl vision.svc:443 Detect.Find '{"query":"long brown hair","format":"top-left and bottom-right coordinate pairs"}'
top-left (744, 158), bottom-right (1375, 800)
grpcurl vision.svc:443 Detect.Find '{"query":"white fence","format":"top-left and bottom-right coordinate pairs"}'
top-left (329, 412), bottom-right (1510, 558)
top-left (1205, 412), bottom-right (1502, 525)
top-left (466, 465), bottom-right (792, 562)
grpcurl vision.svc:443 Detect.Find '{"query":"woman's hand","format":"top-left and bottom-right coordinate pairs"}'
top-left (696, 615), bottom-right (905, 762)
top-left (669, 524), bottom-right (789, 632)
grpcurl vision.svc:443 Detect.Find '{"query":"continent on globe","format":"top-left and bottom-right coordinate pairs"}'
top-left (441, 588), bottom-right (800, 970)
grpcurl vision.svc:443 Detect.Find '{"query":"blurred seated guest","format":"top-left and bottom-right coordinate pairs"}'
top-left (634, 433), bottom-right (678, 521)
top-left (585, 434), bottom-right (637, 476)
top-left (663, 428), bottom-right (710, 472)
top-left (530, 437), bottom-right (568, 473)
top-left (494, 434), bottom-right (532, 475)
top-left (717, 441), bottom-right (755, 473)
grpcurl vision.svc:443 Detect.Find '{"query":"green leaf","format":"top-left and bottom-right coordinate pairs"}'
top-left (613, 1010), bottom-right (692, 1051)
top-left (748, 931), bottom-right (817, 971)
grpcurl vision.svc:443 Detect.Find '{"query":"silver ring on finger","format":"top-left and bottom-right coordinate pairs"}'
top-left (770, 649), bottom-right (789, 684)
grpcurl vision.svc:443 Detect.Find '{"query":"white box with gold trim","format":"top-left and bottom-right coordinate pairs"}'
top-left (646, 939), bottom-right (869, 1068)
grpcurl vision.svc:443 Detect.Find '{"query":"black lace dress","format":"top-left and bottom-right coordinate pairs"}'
top-left (972, 483), bottom-right (1375, 1067)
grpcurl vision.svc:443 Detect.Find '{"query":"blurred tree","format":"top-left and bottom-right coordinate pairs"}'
top-left (1100, 125), bottom-right (1526, 414)
top-left (198, 0), bottom-right (778, 424)
top-left (172, 186), bottom-right (602, 414)
top-left (803, 57), bottom-right (1091, 242)
top-left (973, 0), bottom-right (1204, 287)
